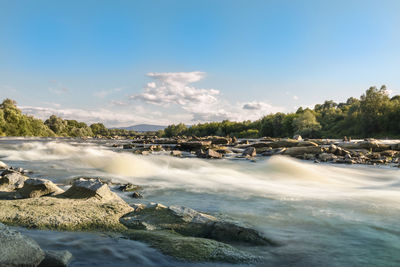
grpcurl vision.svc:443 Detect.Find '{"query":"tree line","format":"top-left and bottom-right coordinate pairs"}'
top-left (164, 86), bottom-right (400, 139)
top-left (0, 99), bottom-right (136, 137)
top-left (1, 86), bottom-right (399, 138)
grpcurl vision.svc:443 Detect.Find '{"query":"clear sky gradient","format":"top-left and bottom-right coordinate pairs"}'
top-left (1, 0), bottom-right (399, 126)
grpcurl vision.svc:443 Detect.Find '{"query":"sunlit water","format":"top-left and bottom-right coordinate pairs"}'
top-left (1, 138), bottom-right (400, 266)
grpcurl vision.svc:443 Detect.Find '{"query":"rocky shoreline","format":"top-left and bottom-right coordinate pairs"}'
top-left (0, 162), bottom-right (274, 266)
top-left (113, 135), bottom-right (400, 166)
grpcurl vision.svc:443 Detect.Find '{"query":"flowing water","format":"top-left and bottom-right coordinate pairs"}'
top-left (1, 138), bottom-right (400, 266)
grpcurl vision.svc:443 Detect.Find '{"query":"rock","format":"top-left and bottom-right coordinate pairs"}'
top-left (18, 178), bottom-right (64, 198)
top-left (206, 149), bottom-right (223, 159)
top-left (61, 178), bottom-right (124, 202)
top-left (381, 150), bottom-right (398, 157)
top-left (179, 141), bottom-right (212, 150)
top-left (261, 148), bottom-right (286, 156)
top-left (39, 250), bottom-right (73, 267)
top-left (208, 137), bottom-right (230, 145)
top-left (123, 144), bottom-right (135, 149)
top-left (132, 192), bottom-right (143, 198)
top-left (255, 147), bottom-right (272, 154)
top-left (124, 230), bottom-right (257, 263)
top-left (153, 139), bottom-right (178, 145)
top-left (231, 136), bottom-right (238, 144)
top-left (0, 223), bottom-right (45, 267)
top-left (120, 204), bottom-right (273, 246)
top-left (244, 142), bottom-right (271, 148)
top-left (293, 135), bottom-right (302, 140)
top-left (0, 171), bottom-right (28, 191)
top-left (119, 183), bottom-right (142, 192)
top-left (283, 146), bottom-right (323, 156)
top-left (0, 160), bottom-right (7, 169)
top-left (0, 196), bottom-right (133, 231)
top-left (242, 147), bottom-right (256, 157)
top-left (170, 150), bottom-right (182, 157)
top-left (339, 140), bottom-right (391, 152)
top-left (149, 145), bottom-right (163, 151)
top-left (318, 153), bottom-right (337, 162)
top-left (269, 139), bottom-right (299, 148)
top-left (297, 141), bottom-right (318, 147)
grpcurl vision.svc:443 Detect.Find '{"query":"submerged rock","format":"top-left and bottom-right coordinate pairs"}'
top-left (119, 183), bottom-right (142, 192)
top-left (120, 204), bottom-right (273, 246)
top-left (18, 178), bottom-right (64, 198)
top-left (124, 230), bottom-right (258, 263)
top-left (0, 222), bottom-right (45, 267)
top-left (39, 250), bottom-right (73, 267)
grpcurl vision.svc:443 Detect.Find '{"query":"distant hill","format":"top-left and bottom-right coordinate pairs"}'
top-left (113, 124), bottom-right (167, 132)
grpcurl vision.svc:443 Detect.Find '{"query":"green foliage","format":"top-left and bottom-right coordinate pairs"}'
top-left (292, 109), bottom-right (321, 138)
top-left (0, 99), bottom-right (137, 138)
top-left (2, 84), bottom-right (400, 139)
top-left (164, 123), bottom-right (188, 137)
top-left (0, 99), bottom-right (55, 137)
top-left (163, 85), bottom-right (400, 138)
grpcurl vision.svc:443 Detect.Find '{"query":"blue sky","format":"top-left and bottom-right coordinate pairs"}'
top-left (1, 0), bottom-right (400, 126)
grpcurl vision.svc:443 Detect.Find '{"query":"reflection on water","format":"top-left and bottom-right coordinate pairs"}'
top-left (1, 138), bottom-right (400, 266)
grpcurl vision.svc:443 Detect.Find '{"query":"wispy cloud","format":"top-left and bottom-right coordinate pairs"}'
top-left (93, 87), bottom-right (123, 98)
top-left (48, 81), bottom-right (69, 95)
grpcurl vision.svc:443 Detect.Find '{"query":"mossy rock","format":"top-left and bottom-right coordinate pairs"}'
top-left (124, 230), bottom-right (258, 263)
top-left (0, 196), bottom-right (133, 231)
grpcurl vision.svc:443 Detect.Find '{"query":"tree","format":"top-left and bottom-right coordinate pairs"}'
top-left (292, 110), bottom-right (321, 138)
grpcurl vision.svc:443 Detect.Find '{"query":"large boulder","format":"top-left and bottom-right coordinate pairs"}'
top-left (61, 178), bottom-right (122, 202)
top-left (120, 204), bottom-right (273, 246)
top-left (0, 196), bottom-right (133, 231)
top-left (283, 146), bottom-right (323, 156)
top-left (0, 171), bottom-right (28, 191)
top-left (0, 223), bottom-right (45, 267)
top-left (18, 178), bottom-right (64, 198)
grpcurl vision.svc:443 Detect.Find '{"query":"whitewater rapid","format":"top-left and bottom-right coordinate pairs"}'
top-left (1, 138), bottom-right (400, 266)
top-left (1, 139), bottom-right (399, 202)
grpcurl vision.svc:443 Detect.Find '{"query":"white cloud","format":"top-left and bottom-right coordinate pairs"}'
top-left (131, 72), bottom-right (219, 107)
top-left (293, 95), bottom-right (299, 100)
top-left (131, 71), bottom-right (284, 123)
